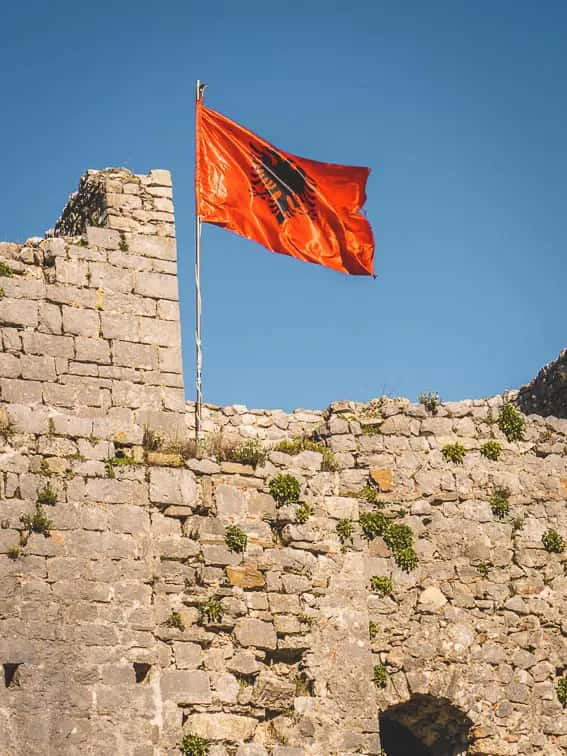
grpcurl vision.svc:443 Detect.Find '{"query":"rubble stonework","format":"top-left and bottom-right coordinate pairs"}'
top-left (517, 349), bottom-right (567, 420)
top-left (0, 169), bottom-right (566, 756)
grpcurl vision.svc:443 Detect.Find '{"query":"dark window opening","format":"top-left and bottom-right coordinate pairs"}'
top-left (4, 663), bottom-right (22, 688)
top-left (380, 694), bottom-right (472, 756)
top-left (133, 663), bottom-right (151, 684)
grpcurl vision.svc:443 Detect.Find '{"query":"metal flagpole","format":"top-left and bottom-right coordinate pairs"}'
top-left (195, 80), bottom-right (204, 445)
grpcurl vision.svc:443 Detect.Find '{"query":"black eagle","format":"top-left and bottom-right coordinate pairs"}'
top-left (250, 143), bottom-right (318, 224)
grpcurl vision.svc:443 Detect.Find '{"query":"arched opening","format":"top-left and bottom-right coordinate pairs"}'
top-left (379, 694), bottom-right (473, 756)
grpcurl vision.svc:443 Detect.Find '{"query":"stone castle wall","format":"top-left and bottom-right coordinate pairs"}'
top-left (0, 169), bottom-right (566, 756)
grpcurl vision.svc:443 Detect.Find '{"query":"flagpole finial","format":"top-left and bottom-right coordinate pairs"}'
top-left (196, 80), bottom-right (207, 102)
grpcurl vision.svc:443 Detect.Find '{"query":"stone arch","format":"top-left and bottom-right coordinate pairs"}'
top-left (379, 694), bottom-right (473, 756)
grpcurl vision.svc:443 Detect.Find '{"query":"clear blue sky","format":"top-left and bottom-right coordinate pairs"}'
top-left (2, 1), bottom-right (566, 410)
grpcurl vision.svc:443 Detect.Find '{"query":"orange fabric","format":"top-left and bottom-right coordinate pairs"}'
top-left (196, 101), bottom-right (375, 276)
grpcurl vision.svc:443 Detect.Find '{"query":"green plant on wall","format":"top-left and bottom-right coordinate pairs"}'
top-left (383, 523), bottom-right (413, 552)
top-left (165, 610), bottom-right (185, 631)
top-left (358, 484), bottom-right (381, 505)
top-left (274, 437), bottom-right (338, 471)
top-left (336, 518), bottom-right (354, 546)
top-left (394, 547), bottom-right (419, 572)
top-left (359, 513), bottom-right (419, 572)
top-left (557, 676), bottom-right (567, 706)
top-left (498, 403), bottom-right (525, 442)
top-left (37, 483), bottom-right (57, 507)
top-left (480, 440), bottom-right (502, 461)
top-left (442, 443), bottom-right (466, 464)
top-left (490, 487), bottom-right (510, 519)
top-left (20, 504), bottom-right (53, 538)
top-left (296, 503), bottom-right (312, 524)
top-left (0, 261), bottom-right (15, 277)
top-left (225, 525), bottom-right (247, 553)
top-left (227, 439), bottom-right (267, 468)
top-left (199, 596), bottom-right (223, 625)
top-left (369, 576), bottom-right (393, 597)
top-left (369, 622), bottom-right (379, 640)
top-left (179, 733), bottom-right (209, 756)
top-left (360, 511), bottom-right (389, 540)
top-left (542, 529), bottom-right (565, 553)
top-left (268, 474), bottom-right (300, 507)
top-left (418, 391), bottom-right (440, 413)
top-left (372, 664), bottom-right (388, 688)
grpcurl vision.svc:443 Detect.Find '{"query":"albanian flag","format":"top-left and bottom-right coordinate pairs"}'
top-left (195, 101), bottom-right (375, 276)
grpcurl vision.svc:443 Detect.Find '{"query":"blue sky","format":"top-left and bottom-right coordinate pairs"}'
top-left (2, 1), bottom-right (566, 410)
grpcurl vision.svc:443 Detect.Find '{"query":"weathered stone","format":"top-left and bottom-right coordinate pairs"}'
top-left (252, 670), bottom-right (295, 710)
top-left (215, 484), bottom-right (247, 516)
top-left (160, 670), bottom-right (212, 703)
top-left (149, 467), bottom-right (197, 506)
top-left (418, 586), bottom-right (447, 613)
top-left (369, 468), bottom-right (393, 492)
top-left (184, 713), bottom-right (257, 742)
top-left (234, 618), bottom-right (277, 650)
top-left (226, 564), bottom-right (266, 589)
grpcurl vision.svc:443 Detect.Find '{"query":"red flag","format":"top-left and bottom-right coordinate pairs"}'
top-left (196, 101), bottom-right (375, 276)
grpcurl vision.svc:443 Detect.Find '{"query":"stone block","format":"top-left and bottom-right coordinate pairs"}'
top-left (418, 586), bottom-right (447, 613)
top-left (216, 484), bottom-right (247, 516)
top-left (173, 642), bottom-right (204, 669)
top-left (1, 277), bottom-right (45, 299)
top-left (112, 381), bottom-right (161, 409)
top-left (85, 478), bottom-right (145, 505)
top-left (149, 467), bottom-right (197, 506)
top-left (234, 618), bottom-right (277, 650)
top-left (248, 492), bottom-right (276, 518)
top-left (85, 227), bottom-right (121, 249)
top-left (0, 353), bottom-right (20, 378)
top-left (104, 291), bottom-right (156, 316)
top-left (160, 670), bottom-right (212, 704)
top-left (62, 306), bottom-right (100, 337)
top-left (6, 404), bottom-right (50, 434)
top-left (202, 545), bottom-right (241, 567)
top-left (1, 378), bottom-right (42, 404)
top-left (138, 317), bottom-right (180, 348)
top-left (147, 169), bottom-right (172, 187)
top-left (55, 258), bottom-right (88, 286)
top-left (134, 271), bottom-right (178, 300)
top-left (158, 346), bottom-right (182, 373)
top-left (89, 262), bottom-right (132, 293)
top-left (157, 300), bottom-right (179, 320)
top-left (252, 670), bottom-right (295, 710)
top-left (379, 415), bottom-right (415, 435)
top-left (22, 332), bottom-right (74, 359)
top-left (421, 417), bottom-right (453, 436)
top-left (370, 468), bottom-right (393, 492)
top-left (184, 713), bottom-right (257, 742)
top-left (226, 564), bottom-right (266, 589)
top-left (126, 235), bottom-right (176, 261)
top-left (43, 382), bottom-right (96, 408)
top-left (20, 355), bottom-right (56, 382)
top-left (0, 298), bottom-right (39, 327)
top-left (100, 312), bottom-right (138, 340)
top-left (38, 302), bottom-right (62, 334)
top-left (113, 340), bottom-right (157, 370)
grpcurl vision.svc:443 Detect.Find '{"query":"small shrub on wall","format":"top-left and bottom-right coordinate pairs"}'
top-left (269, 474), bottom-right (300, 506)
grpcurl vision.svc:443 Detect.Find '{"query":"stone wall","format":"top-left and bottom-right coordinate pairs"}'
top-left (517, 349), bottom-right (567, 420)
top-left (0, 169), bottom-right (566, 756)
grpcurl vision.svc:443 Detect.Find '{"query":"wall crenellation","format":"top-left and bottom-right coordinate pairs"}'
top-left (0, 168), bottom-right (566, 756)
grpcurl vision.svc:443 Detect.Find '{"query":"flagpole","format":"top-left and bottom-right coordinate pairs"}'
top-left (195, 80), bottom-right (204, 445)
